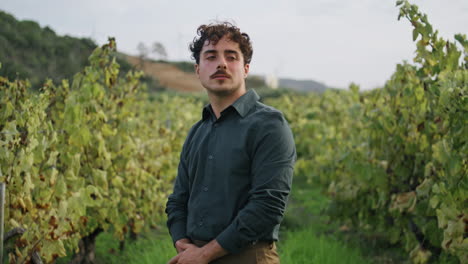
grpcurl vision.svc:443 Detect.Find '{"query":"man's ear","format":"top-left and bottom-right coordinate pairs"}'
top-left (194, 64), bottom-right (199, 76)
top-left (244, 64), bottom-right (250, 78)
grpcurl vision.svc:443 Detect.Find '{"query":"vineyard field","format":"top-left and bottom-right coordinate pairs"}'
top-left (0, 1), bottom-right (466, 263)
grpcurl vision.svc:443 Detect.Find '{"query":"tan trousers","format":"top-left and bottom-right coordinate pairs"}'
top-left (193, 240), bottom-right (280, 264)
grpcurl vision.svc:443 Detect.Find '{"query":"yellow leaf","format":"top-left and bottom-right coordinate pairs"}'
top-left (42, 239), bottom-right (67, 263)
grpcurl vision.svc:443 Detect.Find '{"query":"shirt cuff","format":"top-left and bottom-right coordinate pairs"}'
top-left (168, 220), bottom-right (187, 244)
top-left (215, 223), bottom-right (249, 254)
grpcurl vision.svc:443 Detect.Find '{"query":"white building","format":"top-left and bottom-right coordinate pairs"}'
top-left (265, 74), bottom-right (279, 89)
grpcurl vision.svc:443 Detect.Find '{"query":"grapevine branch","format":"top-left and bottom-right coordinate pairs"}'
top-left (4, 227), bottom-right (26, 242)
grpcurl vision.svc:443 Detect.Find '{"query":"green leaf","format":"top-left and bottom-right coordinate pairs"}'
top-left (92, 169), bottom-right (108, 192)
top-left (413, 28), bottom-right (419, 41)
top-left (414, 85), bottom-right (424, 101)
top-left (416, 178), bottom-right (432, 197)
top-left (68, 193), bottom-right (86, 216)
top-left (55, 175), bottom-right (67, 198)
top-left (409, 245), bottom-right (432, 264)
top-left (58, 200), bottom-right (68, 219)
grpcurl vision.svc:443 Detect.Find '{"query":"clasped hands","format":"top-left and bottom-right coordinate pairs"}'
top-left (168, 238), bottom-right (227, 264)
top-left (167, 238), bottom-right (209, 264)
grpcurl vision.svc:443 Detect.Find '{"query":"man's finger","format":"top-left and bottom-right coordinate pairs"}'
top-left (175, 240), bottom-right (189, 248)
top-left (178, 242), bottom-right (194, 250)
top-left (167, 254), bottom-right (180, 264)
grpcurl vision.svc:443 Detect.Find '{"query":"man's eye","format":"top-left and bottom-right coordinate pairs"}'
top-left (207, 56), bottom-right (216, 60)
top-left (227, 56), bottom-right (236, 61)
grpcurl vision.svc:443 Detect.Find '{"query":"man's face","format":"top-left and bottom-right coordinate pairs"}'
top-left (195, 35), bottom-right (250, 97)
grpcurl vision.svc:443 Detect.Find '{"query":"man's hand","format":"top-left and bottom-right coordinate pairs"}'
top-left (168, 243), bottom-right (208, 264)
top-left (174, 238), bottom-right (192, 253)
top-left (167, 239), bottom-right (228, 264)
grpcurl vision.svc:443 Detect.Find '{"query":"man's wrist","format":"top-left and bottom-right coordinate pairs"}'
top-left (200, 239), bottom-right (228, 262)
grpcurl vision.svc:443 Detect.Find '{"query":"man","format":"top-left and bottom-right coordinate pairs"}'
top-left (166, 22), bottom-right (296, 264)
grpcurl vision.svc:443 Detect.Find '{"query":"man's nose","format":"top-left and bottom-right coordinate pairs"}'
top-left (217, 58), bottom-right (227, 69)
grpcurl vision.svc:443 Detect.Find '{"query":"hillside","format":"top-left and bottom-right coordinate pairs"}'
top-left (0, 10), bottom-right (98, 88)
top-left (279, 78), bottom-right (328, 93)
top-left (126, 55), bottom-right (204, 92)
top-left (0, 10), bottom-right (200, 92)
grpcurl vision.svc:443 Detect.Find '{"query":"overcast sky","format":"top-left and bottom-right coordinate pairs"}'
top-left (1, 0), bottom-right (467, 89)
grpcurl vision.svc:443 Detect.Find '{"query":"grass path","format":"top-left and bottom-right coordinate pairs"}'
top-left (278, 180), bottom-right (371, 264)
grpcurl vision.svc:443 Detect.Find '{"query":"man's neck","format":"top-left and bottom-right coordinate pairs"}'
top-left (208, 88), bottom-right (246, 119)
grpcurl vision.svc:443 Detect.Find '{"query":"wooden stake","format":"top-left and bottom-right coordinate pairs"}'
top-left (0, 183), bottom-right (5, 264)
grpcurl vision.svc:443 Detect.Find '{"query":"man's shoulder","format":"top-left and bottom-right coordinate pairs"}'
top-left (185, 119), bottom-right (204, 138)
top-left (249, 101), bottom-right (288, 125)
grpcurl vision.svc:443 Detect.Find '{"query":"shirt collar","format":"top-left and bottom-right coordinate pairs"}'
top-left (231, 89), bottom-right (260, 118)
top-left (202, 104), bottom-right (214, 121)
top-left (202, 89), bottom-right (260, 121)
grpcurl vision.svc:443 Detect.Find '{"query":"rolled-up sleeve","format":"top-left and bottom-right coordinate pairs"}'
top-left (165, 141), bottom-right (190, 244)
top-left (216, 113), bottom-right (296, 254)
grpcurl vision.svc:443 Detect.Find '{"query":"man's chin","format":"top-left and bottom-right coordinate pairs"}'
top-left (206, 88), bottom-right (235, 97)
top-left (205, 86), bottom-right (239, 97)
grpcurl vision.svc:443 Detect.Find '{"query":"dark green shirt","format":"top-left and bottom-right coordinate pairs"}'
top-left (165, 89), bottom-right (296, 254)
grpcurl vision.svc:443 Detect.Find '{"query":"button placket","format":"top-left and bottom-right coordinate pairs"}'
top-left (198, 215), bottom-right (204, 227)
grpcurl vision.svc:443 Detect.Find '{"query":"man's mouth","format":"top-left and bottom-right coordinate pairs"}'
top-left (211, 71), bottom-right (231, 79)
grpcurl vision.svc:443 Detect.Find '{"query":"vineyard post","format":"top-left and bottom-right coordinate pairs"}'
top-left (0, 182), bottom-right (4, 264)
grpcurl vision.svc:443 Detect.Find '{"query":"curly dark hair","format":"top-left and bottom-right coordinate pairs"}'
top-left (190, 22), bottom-right (253, 65)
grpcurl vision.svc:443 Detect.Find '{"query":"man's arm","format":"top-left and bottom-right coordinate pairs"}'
top-left (165, 140), bottom-right (191, 245)
top-left (216, 112), bottom-right (296, 254)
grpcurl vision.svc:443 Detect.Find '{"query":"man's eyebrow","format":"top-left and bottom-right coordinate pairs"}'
top-left (202, 49), bottom-right (239, 55)
top-left (203, 49), bottom-right (218, 55)
top-left (225, 50), bottom-right (239, 55)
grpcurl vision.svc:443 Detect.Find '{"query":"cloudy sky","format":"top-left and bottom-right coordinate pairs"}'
top-left (1, 0), bottom-right (467, 89)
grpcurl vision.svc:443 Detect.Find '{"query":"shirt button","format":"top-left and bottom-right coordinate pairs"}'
top-left (198, 221), bottom-right (203, 226)
top-left (203, 187), bottom-right (208, 192)
top-left (214, 124), bottom-right (218, 128)
top-left (208, 155), bottom-right (213, 160)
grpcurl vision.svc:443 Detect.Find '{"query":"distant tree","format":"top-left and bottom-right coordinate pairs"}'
top-left (151, 42), bottom-right (168, 61)
top-left (137, 42), bottom-right (149, 68)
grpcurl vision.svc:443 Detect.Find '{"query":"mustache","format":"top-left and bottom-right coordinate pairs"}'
top-left (210, 70), bottom-right (231, 78)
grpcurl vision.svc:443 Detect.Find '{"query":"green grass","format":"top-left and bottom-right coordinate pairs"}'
top-left (56, 228), bottom-right (176, 264)
top-left (94, 230), bottom-right (175, 264)
top-left (279, 227), bottom-right (370, 264)
top-left (278, 177), bottom-right (370, 264)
